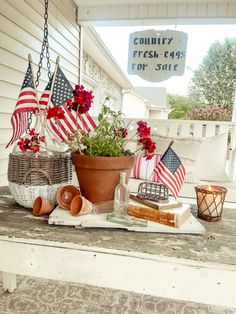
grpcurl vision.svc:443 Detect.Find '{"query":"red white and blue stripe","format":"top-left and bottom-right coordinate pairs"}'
top-left (154, 146), bottom-right (185, 198)
top-left (39, 66), bottom-right (96, 140)
top-left (6, 62), bottom-right (38, 147)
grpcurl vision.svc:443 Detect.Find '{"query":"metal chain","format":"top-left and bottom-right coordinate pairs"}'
top-left (28, 0), bottom-right (51, 131)
top-left (35, 0), bottom-right (51, 88)
top-left (27, 114), bottom-right (33, 131)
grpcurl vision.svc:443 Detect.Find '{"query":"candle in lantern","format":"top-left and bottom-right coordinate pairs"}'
top-left (198, 186), bottom-right (219, 216)
top-left (195, 185), bottom-right (227, 221)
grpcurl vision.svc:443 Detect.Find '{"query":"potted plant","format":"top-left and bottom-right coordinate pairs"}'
top-left (62, 85), bottom-right (156, 203)
top-left (16, 85), bottom-right (156, 204)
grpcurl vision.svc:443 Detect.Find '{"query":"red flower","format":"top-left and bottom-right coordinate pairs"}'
top-left (17, 139), bottom-right (27, 153)
top-left (147, 141), bottom-right (156, 154)
top-left (29, 128), bottom-right (36, 136)
top-left (137, 120), bottom-right (150, 138)
top-left (139, 137), bottom-right (156, 153)
top-left (70, 85), bottom-right (94, 114)
top-left (17, 128), bottom-right (46, 153)
top-left (144, 154), bottom-right (154, 160)
top-left (24, 138), bottom-right (31, 145)
top-left (32, 145), bottom-right (40, 153)
top-left (46, 107), bottom-right (65, 120)
top-left (78, 103), bottom-right (91, 114)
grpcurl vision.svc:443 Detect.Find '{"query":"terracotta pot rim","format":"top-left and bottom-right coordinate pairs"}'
top-left (71, 152), bottom-right (135, 160)
top-left (71, 154), bottom-right (134, 170)
top-left (70, 195), bottom-right (83, 216)
top-left (33, 196), bottom-right (53, 216)
top-left (57, 184), bottom-right (81, 209)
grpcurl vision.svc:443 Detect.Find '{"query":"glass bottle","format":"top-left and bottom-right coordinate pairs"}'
top-left (113, 172), bottom-right (129, 215)
top-left (107, 171), bottom-right (147, 227)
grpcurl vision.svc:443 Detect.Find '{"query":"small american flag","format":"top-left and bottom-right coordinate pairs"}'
top-left (154, 145), bottom-right (186, 198)
top-left (6, 61), bottom-right (38, 147)
top-left (39, 66), bottom-right (96, 140)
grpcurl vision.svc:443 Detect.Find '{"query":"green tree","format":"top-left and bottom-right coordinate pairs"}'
top-left (188, 38), bottom-right (236, 109)
top-left (168, 95), bottom-right (195, 119)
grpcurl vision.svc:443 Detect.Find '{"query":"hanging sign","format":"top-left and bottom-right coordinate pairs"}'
top-left (127, 29), bottom-right (188, 82)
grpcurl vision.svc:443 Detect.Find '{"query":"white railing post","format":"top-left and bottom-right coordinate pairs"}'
top-left (232, 89), bottom-right (236, 124)
top-left (228, 123), bottom-right (236, 182)
top-left (229, 90), bottom-right (236, 181)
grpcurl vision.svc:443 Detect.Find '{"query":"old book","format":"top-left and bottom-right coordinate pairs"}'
top-left (130, 194), bottom-right (182, 211)
top-left (128, 203), bottom-right (191, 228)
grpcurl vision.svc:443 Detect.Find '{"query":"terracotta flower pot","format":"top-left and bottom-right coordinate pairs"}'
top-left (71, 154), bottom-right (135, 203)
top-left (70, 195), bottom-right (93, 216)
top-left (33, 196), bottom-right (53, 216)
top-left (56, 185), bottom-right (81, 209)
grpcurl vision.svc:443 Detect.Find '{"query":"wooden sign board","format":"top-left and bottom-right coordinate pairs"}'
top-left (128, 29), bottom-right (188, 82)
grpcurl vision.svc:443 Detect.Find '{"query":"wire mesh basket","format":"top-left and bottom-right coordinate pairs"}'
top-left (137, 182), bottom-right (169, 203)
top-left (8, 153), bottom-right (72, 208)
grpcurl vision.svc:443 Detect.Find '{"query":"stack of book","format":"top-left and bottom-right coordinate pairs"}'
top-left (128, 194), bottom-right (191, 228)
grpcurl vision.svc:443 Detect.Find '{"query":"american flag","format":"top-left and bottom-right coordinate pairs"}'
top-left (154, 145), bottom-right (186, 198)
top-left (6, 61), bottom-right (38, 147)
top-left (39, 66), bottom-right (96, 140)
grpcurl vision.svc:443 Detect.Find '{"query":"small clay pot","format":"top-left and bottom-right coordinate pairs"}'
top-left (56, 185), bottom-right (81, 209)
top-left (33, 196), bottom-right (53, 216)
top-left (70, 195), bottom-right (93, 216)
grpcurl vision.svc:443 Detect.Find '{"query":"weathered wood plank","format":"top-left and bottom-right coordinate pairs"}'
top-left (0, 187), bottom-right (235, 266)
top-left (0, 174), bottom-right (8, 186)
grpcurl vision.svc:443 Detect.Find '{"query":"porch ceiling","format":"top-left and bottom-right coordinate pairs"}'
top-left (75, 0), bottom-right (232, 4)
top-left (74, 0), bottom-right (236, 26)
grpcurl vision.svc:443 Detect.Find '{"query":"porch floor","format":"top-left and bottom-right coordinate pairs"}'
top-left (0, 274), bottom-right (235, 314)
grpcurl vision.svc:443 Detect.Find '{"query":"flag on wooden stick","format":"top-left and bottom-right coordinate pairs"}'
top-left (154, 142), bottom-right (185, 198)
top-left (6, 60), bottom-right (38, 147)
top-left (39, 65), bottom-right (96, 140)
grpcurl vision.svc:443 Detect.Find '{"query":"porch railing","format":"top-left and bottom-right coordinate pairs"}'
top-left (122, 118), bottom-right (236, 182)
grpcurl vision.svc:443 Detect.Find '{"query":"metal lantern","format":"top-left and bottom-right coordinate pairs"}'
top-left (195, 185), bottom-right (227, 221)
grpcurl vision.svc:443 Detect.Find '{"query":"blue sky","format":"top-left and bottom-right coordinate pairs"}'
top-left (95, 24), bottom-right (236, 96)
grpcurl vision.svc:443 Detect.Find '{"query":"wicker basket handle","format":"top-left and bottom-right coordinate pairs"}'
top-left (22, 168), bottom-right (52, 185)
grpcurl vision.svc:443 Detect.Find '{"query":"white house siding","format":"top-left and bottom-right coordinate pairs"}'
top-left (82, 52), bottom-right (123, 116)
top-left (149, 109), bottom-right (169, 119)
top-left (122, 92), bottom-right (148, 118)
top-left (0, 0), bottom-right (81, 186)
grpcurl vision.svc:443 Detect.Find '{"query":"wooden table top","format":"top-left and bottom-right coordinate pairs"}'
top-left (0, 186), bottom-right (235, 266)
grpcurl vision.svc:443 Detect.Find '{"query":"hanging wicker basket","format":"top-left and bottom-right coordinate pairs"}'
top-left (8, 153), bottom-right (72, 208)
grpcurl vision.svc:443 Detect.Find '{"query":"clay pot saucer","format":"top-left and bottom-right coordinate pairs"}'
top-left (57, 185), bottom-right (81, 209)
top-left (33, 196), bottom-right (53, 216)
top-left (70, 195), bottom-right (93, 216)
